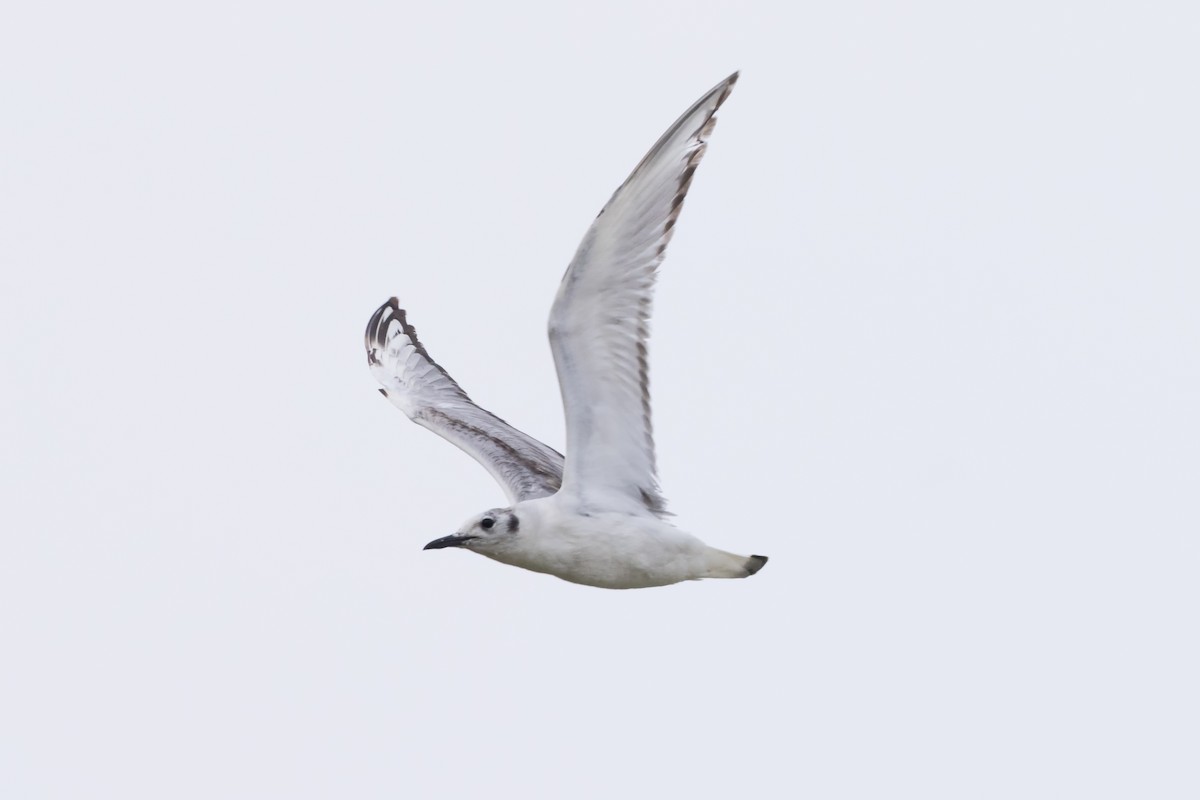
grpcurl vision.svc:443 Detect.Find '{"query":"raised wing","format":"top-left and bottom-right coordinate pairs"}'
top-left (366, 298), bottom-right (563, 504)
top-left (548, 73), bottom-right (737, 518)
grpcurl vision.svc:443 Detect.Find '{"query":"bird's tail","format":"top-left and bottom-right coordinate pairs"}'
top-left (704, 548), bottom-right (769, 580)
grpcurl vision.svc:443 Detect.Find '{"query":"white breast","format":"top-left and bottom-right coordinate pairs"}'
top-left (482, 498), bottom-right (719, 589)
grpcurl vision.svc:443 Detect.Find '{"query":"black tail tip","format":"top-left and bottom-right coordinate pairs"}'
top-left (746, 555), bottom-right (768, 576)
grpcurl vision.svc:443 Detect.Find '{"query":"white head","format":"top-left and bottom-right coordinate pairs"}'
top-left (423, 507), bottom-right (522, 554)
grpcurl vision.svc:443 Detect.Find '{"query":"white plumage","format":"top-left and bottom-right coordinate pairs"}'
top-left (365, 73), bottom-right (767, 589)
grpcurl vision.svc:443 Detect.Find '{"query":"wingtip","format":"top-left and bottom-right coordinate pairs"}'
top-left (712, 71), bottom-right (739, 108)
top-left (365, 297), bottom-right (403, 347)
top-left (693, 72), bottom-right (738, 145)
top-left (363, 296), bottom-right (470, 397)
top-left (377, 296), bottom-right (403, 328)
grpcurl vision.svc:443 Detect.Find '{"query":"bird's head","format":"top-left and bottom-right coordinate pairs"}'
top-left (424, 508), bottom-right (521, 553)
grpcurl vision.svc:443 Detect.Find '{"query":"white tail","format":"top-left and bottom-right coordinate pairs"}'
top-left (704, 548), bottom-right (769, 580)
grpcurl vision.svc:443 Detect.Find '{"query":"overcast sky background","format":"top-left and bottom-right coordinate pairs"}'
top-left (3, 1), bottom-right (1197, 797)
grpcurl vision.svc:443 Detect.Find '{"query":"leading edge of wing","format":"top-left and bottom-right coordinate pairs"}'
top-left (365, 298), bottom-right (564, 504)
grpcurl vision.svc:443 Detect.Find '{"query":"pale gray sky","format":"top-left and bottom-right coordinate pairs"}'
top-left (2, 1), bottom-right (1197, 798)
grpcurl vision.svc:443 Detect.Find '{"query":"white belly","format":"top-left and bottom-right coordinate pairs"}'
top-left (486, 512), bottom-right (711, 589)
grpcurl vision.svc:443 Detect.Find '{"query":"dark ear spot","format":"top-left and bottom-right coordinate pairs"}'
top-left (507, 513), bottom-right (519, 532)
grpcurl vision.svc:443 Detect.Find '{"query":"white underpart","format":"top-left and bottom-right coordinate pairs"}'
top-left (366, 73), bottom-right (766, 588)
top-left (486, 498), bottom-right (757, 590)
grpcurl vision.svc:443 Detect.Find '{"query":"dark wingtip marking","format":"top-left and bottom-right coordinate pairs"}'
top-left (378, 388), bottom-right (388, 397)
top-left (746, 555), bottom-right (768, 576)
top-left (363, 296), bottom-right (468, 396)
top-left (380, 298), bottom-right (469, 398)
top-left (365, 297), bottom-right (400, 353)
top-left (717, 71), bottom-right (739, 106)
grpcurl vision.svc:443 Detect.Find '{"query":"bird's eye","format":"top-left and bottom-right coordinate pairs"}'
top-left (480, 517), bottom-right (494, 530)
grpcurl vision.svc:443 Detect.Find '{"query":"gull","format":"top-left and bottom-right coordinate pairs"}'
top-left (364, 72), bottom-right (766, 589)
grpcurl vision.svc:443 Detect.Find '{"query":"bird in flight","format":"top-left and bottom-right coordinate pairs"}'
top-left (365, 72), bottom-right (766, 589)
